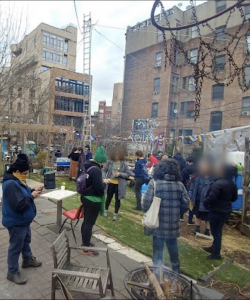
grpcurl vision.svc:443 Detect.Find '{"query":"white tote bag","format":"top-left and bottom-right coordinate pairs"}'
top-left (142, 181), bottom-right (161, 229)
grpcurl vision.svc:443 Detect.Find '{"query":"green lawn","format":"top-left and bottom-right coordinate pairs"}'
top-left (30, 174), bottom-right (250, 287)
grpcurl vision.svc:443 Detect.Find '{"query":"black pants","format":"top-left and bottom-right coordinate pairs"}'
top-left (105, 183), bottom-right (120, 213)
top-left (209, 211), bottom-right (229, 255)
top-left (134, 178), bottom-right (144, 209)
top-left (81, 197), bottom-right (101, 246)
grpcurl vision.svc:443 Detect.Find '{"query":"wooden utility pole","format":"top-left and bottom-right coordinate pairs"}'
top-left (23, 132), bottom-right (27, 154)
top-left (45, 133), bottom-right (52, 167)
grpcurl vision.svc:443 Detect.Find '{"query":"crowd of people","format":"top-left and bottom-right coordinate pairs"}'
top-left (1, 146), bottom-right (239, 284)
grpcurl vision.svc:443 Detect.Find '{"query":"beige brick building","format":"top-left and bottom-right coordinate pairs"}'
top-left (111, 82), bottom-right (123, 129)
top-left (3, 23), bottom-right (91, 136)
top-left (122, 1), bottom-right (250, 141)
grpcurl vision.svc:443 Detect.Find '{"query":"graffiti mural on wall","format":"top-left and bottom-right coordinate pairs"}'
top-left (131, 118), bottom-right (160, 142)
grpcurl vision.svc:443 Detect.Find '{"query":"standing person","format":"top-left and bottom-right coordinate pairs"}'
top-left (181, 156), bottom-right (196, 224)
top-left (77, 147), bottom-right (85, 177)
top-left (133, 151), bottom-right (148, 211)
top-left (156, 150), bottom-right (163, 160)
top-left (85, 145), bottom-right (92, 161)
top-left (174, 152), bottom-right (186, 171)
top-left (102, 149), bottom-right (131, 221)
top-left (2, 154), bottom-right (43, 285)
top-left (189, 158), bottom-right (214, 236)
top-left (68, 147), bottom-right (80, 180)
top-left (55, 150), bottom-right (62, 158)
top-left (147, 153), bottom-right (160, 168)
top-left (143, 159), bottom-right (189, 273)
top-left (80, 146), bottom-right (107, 257)
top-left (204, 164), bottom-right (238, 259)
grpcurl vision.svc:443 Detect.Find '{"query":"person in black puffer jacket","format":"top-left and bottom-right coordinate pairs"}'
top-left (203, 164), bottom-right (238, 260)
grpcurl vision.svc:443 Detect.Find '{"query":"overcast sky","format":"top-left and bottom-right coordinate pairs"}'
top-left (7, 1), bottom-right (205, 113)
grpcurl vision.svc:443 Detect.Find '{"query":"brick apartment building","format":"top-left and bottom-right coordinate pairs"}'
top-left (98, 101), bottom-right (112, 123)
top-left (122, 0), bottom-right (250, 141)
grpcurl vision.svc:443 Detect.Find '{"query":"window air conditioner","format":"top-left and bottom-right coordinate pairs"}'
top-left (242, 111), bottom-right (250, 116)
top-left (155, 62), bottom-right (162, 68)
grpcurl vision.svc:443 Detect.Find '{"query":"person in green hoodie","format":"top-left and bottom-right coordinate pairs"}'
top-left (80, 146), bottom-right (107, 257)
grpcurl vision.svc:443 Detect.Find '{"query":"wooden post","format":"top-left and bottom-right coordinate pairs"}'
top-left (45, 133), bottom-right (52, 167)
top-left (0, 134), bottom-right (3, 175)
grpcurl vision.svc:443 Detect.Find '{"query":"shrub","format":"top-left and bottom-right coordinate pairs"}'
top-left (36, 151), bottom-right (47, 169)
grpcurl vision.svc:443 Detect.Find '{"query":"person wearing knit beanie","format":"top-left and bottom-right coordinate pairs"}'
top-left (94, 146), bottom-right (107, 164)
top-left (2, 153), bottom-right (43, 285)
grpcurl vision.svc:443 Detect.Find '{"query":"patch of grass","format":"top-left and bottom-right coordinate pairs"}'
top-left (215, 264), bottom-right (250, 288)
top-left (30, 174), bottom-right (250, 285)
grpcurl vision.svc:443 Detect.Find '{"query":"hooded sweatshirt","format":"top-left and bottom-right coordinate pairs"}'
top-left (2, 173), bottom-right (36, 227)
top-left (134, 158), bottom-right (148, 178)
top-left (174, 154), bottom-right (186, 171)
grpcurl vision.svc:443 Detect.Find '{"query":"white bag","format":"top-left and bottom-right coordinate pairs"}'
top-left (142, 181), bottom-right (161, 229)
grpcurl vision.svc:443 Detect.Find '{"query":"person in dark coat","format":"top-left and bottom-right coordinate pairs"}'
top-left (189, 158), bottom-right (215, 236)
top-left (55, 150), bottom-right (62, 158)
top-left (133, 150), bottom-right (148, 211)
top-left (174, 152), bottom-right (186, 171)
top-left (102, 149), bottom-right (131, 221)
top-left (80, 147), bottom-right (107, 257)
top-left (143, 159), bottom-right (189, 273)
top-left (203, 164), bottom-right (238, 259)
top-left (85, 145), bottom-right (93, 161)
top-left (181, 156), bottom-right (196, 224)
top-left (2, 154), bottom-right (43, 285)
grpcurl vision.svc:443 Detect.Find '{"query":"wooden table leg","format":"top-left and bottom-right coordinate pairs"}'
top-left (57, 199), bottom-right (62, 227)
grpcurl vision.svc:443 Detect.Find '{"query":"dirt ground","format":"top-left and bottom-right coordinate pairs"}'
top-left (179, 214), bottom-right (250, 268)
top-left (179, 215), bottom-right (250, 299)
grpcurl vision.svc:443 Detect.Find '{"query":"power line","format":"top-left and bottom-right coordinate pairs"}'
top-left (73, 0), bottom-right (83, 34)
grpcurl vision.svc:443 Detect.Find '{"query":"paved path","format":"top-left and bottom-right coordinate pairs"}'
top-left (0, 181), bottom-right (224, 299)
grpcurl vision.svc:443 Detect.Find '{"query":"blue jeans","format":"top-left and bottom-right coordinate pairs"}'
top-left (153, 236), bottom-right (180, 273)
top-left (188, 209), bottom-right (194, 223)
top-left (209, 212), bottom-right (229, 255)
top-left (7, 225), bottom-right (32, 274)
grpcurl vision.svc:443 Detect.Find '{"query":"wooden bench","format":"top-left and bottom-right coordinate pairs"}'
top-left (51, 230), bottom-right (115, 299)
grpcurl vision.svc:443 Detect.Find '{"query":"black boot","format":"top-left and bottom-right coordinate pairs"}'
top-left (202, 246), bottom-right (213, 253)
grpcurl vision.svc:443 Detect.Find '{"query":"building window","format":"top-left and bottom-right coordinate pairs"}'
top-left (157, 30), bottom-right (164, 43)
top-left (190, 48), bottom-right (198, 63)
top-left (99, 109), bottom-right (104, 113)
top-left (216, 0), bottom-right (226, 13)
top-left (153, 77), bottom-right (161, 93)
top-left (106, 114), bottom-right (111, 119)
top-left (191, 25), bottom-right (199, 38)
top-left (242, 97), bottom-right (250, 114)
top-left (245, 5), bottom-right (250, 20)
top-left (179, 129), bottom-right (193, 144)
top-left (189, 76), bottom-right (195, 91)
top-left (246, 35), bottom-right (250, 52)
top-left (152, 102), bottom-right (158, 118)
top-left (180, 101), bottom-right (195, 118)
top-left (18, 87), bottom-right (22, 98)
top-left (28, 104), bottom-right (34, 114)
top-left (84, 84), bottom-right (89, 96)
top-left (170, 102), bottom-right (177, 118)
top-left (63, 55), bottom-right (68, 66)
top-left (49, 50), bottom-right (56, 63)
top-left (64, 40), bottom-right (68, 52)
top-left (155, 52), bottom-right (162, 67)
top-left (54, 96), bottom-right (83, 113)
top-left (99, 114), bottom-right (103, 119)
top-left (214, 55), bottom-right (226, 72)
top-left (29, 89), bottom-right (35, 99)
top-left (57, 37), bottom-right (63, 50)
top-left (55, 77), bottom-right (85, 95)
top-left (170, 129), bottom-right (175, 138)
top-left (43, 32), bottom-right (49, 46)
top-left (244, 66), bottom-right (250, 85)
top-left (50, 35), bottom-right (57, 48)
top-left (17, 102), bottom-right (21, 111)
top-left (212, 84), bottom-right (224, 100)
top-left (173, 48), bottom-right (179, 65)
top-left (43, 48), bottom-right (50, 61)
top-left (210, 111), bottom-right (222, 131)
top-left (171, 76), bottom-right (179, 93)
top-left (184, 51), bottom-right (189, 64)
top-left (215, 26), bottom-right (226, 42)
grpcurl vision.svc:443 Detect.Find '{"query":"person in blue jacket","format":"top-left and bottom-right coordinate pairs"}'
top-left (2, 154), bottom-right (43, 285)
top-left (133, 150), bottom-right (148, 211)
top-left (85, 145), bottom-right (93, 161)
